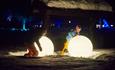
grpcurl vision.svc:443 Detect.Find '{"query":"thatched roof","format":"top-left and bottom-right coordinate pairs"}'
top-left (42, 0), bottom-right (112, 12)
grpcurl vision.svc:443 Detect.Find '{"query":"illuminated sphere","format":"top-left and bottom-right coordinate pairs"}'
top-left (34, 36), bottom-right (54, 57)
top-left (68, 35), bottom-right (93, 57)
top-left (39, 36), bottom-right (54, 56)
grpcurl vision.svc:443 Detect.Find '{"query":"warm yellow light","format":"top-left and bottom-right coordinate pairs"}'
top-left (34, 36), bottom-right (54, 57)
top-left (68, 35), bottom-right (93, 58)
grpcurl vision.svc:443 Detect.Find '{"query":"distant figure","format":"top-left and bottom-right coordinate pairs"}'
top-left (61, 25), bottom-right (82, 55)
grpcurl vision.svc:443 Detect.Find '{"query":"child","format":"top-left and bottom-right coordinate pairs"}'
top-left (61, 25), bottom-right (82, 55)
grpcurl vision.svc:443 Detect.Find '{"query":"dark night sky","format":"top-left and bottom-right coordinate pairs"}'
top-left (0, 0), bottom-right (114, 48)
top-left (105, 0), bottom-right (115, 11)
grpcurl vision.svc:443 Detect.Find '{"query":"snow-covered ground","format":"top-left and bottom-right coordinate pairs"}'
top-left (0, 49), bottom-right (115, 70)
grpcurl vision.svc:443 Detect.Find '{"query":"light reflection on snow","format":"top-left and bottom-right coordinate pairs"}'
top-left (8, 50), bottom-right (108, 59)
top-left (9, 36), bottom-right (55, 57)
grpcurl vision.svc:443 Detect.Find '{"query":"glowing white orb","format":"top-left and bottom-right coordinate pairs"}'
top-left (111, 25), bottom-right (114, 27)
top-left (68, 35), bottom-right (93, 57)
top-left (34, 36), bottom-right (54, 57)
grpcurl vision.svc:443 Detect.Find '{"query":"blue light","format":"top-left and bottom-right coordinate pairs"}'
top-left (21, 18), bottom-right (28, 31)
top-left (97, 18), bottom-right (110, 29)
top-left (54, 19), bottom-right (62, 29)
top-left (98, 18), bottom-right (102, 24)
top-left (11, 28), bottom-right (16, 31)
top-left (102, 19), bottom-right (110, 28)
top-left (96, 18), bottom-right (115, 31)
top-left (7, 16), bottom-right (12, 22)
top-left (5, 10), bottom-right (13, 22)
